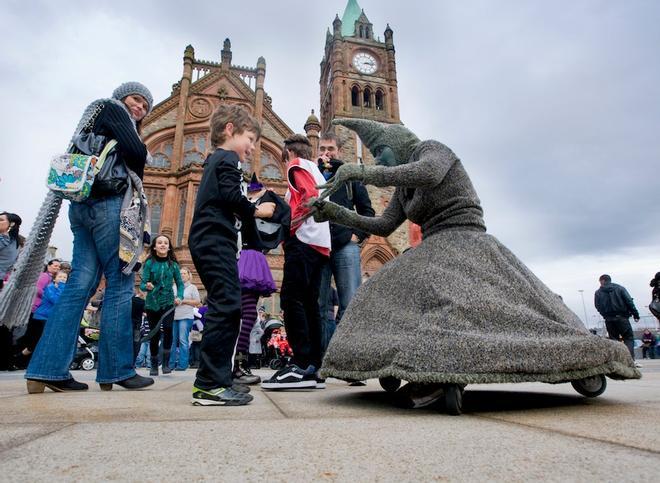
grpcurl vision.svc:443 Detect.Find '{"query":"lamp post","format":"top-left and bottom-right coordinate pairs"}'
top-left (578, 289), bottom-right (589, 327)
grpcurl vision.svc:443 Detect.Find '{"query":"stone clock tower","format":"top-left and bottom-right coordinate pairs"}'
top-left (319, 0), bottom-right (413, 271)
top-left (320, 0), bottom-right (400, 164)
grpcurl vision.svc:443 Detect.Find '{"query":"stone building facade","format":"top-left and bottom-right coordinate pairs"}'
top-left (139, 0), bottom-right (414, 308)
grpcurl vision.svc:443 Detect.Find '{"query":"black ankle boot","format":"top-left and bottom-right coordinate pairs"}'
top-left (161, 350), bottom-right (172, 374)
top-left (100, 374), bottom-right (155, 391)
top-left (150, 357), bottom-right (159, 376)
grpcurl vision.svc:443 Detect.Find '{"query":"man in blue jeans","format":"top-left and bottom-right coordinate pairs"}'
top-left (317, 132), bottom-right (375, 355)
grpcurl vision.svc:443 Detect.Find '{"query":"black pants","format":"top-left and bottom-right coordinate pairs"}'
top-left (21, 315), bottom-right (47, 353)
top-left (145, 307), bottom-right (174, 359)
top-left (604, 316), bottom-right (635, 359)
top-left (190, 237), bottom-right (241, 389)
top-left (281, 236), bottom-right (328, 370)
top-left (0, 325), bottom-right (12, 370)
top-left (642, 345), bottom-right (656, 359)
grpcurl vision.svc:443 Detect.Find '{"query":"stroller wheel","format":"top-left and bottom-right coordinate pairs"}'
top-left (571, 374), bottom-right (606, 398)
top-left (269, 358), bottom-right (283, 370)
top-left (379, 376), bottom-right (401, 393)
top-left (80, 358), bottom-right (96, 371)
top-left (443, 384), bottom-right (463, 416)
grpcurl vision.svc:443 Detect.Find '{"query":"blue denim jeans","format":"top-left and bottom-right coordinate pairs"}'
top-left (170, 318), bottom-right (193, 369)
top-left (26, 195), bottom-right (137, 383)
top-left (318, 241), bottom-right (362, 352)
top-left (135, 342), bottom-right (151, 367)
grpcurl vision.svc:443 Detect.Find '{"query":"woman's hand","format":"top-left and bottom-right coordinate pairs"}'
top-left (145, 282), bottom-right (154, 291)
top-left (174, 297), bottom-right (182, 306)
top-left (255, 202), bottom-right (276, 219)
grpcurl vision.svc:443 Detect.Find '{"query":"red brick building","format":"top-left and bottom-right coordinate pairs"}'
top-left (139, 0), bottom-right (415, 310)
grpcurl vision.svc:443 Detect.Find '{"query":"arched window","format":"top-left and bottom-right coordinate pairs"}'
top-left (177, 188), bottom-right (187, 246)
top-left (375, 90), bottom-right (384, 111)
top-left (363, 87), bottom-right (372, 108)
top-left (365, 27), bottom-right (370, 39)
top-left (351, 86), bottom-right (360, 107)
top-left (359, 25), bottom-right (364, 38)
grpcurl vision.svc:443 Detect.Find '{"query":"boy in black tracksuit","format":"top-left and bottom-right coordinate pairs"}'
top-left (188, 104), bottom-right (270, 406)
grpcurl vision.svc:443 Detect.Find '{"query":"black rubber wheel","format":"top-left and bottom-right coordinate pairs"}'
top-left (379, 376), bottom-right (401, 393)
top-left (444, 384), bottom-right (463, 415)
top-left (571, 374), bottom-right (607, 398)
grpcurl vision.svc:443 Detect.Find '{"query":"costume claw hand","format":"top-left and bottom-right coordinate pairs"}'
top-left (291, 197), bottom-right (324, 226)
top-left (313, 200), bottom-right (343, 223)
top-left (316, 164), bottom-right (364, 201)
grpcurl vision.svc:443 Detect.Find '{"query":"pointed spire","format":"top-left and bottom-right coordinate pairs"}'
top-left (221, 38), bottom-right (232, 69)
top-left (340, 0), bottom-right (362, 37)
top-left (184, 44), bottom-right (195, 60)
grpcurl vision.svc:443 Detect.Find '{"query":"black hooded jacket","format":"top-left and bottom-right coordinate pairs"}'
top-left (594, 282), bottom-right (640, 319)
top-left (318, 158), bottom-right (375, 249)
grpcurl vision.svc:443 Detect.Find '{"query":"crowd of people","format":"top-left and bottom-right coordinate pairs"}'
top-left (0, 82), bottom-right (658, 408)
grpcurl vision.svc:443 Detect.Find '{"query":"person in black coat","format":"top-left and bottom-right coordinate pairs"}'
top-left (316, 132), bottom-right (375, 353)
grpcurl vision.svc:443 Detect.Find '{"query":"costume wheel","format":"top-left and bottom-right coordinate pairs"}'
top-left (269, 359), bottom-right (282, 370)
top-left (571, 374), bottom-right (606, 398)
top-left (379, 376), bottom-right (401, 393)
top-left (444, 384), bottom-right (463, 415)
top-left (80, 358), bottom-right (95, 371)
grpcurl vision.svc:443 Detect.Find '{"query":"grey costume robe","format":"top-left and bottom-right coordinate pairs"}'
top-left (321, 140), bottom-right (640, 384)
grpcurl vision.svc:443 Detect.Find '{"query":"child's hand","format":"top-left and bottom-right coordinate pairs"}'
top-left (145, 282), bottom-right (154, 291)
top-left (255, 202), bottom-right (276, 219)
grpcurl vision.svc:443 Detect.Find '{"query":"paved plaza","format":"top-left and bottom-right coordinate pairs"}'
top-left (0, 360), bottom-right (659, 482)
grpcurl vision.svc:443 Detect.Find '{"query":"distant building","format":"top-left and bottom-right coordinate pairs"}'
top-left (139, 0), bottom-right (414, 305)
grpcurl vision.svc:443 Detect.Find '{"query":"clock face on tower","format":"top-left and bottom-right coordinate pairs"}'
top-left (353, 52), bottom-right (378, 74)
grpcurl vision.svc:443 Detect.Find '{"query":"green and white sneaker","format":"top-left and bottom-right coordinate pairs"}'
top-left (191, 385), bottom-right (253, 406)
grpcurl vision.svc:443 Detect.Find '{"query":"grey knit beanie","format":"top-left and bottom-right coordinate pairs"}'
top-left (112, 81), bottom-right (154, 114)
top-left (333, 118), bottom-right (420, 164)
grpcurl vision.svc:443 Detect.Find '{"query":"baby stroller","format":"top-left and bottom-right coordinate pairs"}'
top-left (261, 318), bottom-right (292, 370)
top-left (69, 335), bottom-right (98, 371)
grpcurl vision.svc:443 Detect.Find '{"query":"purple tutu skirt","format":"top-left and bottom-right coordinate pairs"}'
top-left (238, 249), bottom-right (276, 295)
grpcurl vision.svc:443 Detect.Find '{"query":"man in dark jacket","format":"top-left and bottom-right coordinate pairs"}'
top-left (317, 132), bottom-right (375, 353)
top-left (594, 274), bottom-right (640, 364)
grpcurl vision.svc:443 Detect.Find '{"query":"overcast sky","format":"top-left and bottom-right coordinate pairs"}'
top-left (1, 0), bottom-right (659, 327)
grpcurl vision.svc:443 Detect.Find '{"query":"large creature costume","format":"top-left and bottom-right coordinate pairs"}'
top-left (311, 119), bottom-right (640, 387)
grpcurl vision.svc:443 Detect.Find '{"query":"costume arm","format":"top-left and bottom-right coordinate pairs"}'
top-left (318, 141), bottom-right (457, 199)
top-left (352, 182), bottom-right (375, 242)
top-left (316, 192), bottom-right (406, 237)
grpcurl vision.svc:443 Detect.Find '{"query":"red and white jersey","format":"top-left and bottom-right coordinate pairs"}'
top-left (285, 157), bottom-right (331, 256)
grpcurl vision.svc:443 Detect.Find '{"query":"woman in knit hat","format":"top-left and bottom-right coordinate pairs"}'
top-left (25, 82), bottom-right (156, 393)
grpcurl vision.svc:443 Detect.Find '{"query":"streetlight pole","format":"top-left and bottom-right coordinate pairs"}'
top-left (578, 289), bottom-right (589, 328)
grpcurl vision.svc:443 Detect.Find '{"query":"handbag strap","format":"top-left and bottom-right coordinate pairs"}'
top-left (93, 139), bottom-right (118, 175)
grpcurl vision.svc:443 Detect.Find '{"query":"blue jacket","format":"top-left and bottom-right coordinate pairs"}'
top-left (33, 282), bottom-right (65, 320)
